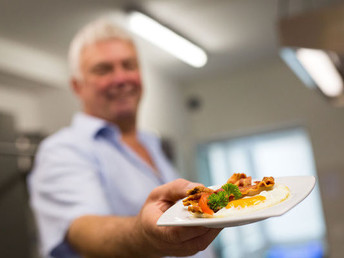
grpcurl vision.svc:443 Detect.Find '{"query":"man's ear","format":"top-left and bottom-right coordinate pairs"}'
top-left (71, 78), bottom-right (82, 96)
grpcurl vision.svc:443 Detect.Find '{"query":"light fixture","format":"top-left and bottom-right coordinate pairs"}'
top-left (278, 2), bottom-right (344, 105)
top-left (279, 47), bottom-right (316, 89)
top-left (127, 11), bottom-right (207, 68)
top-left (296, 48), bottom-right (343, 97)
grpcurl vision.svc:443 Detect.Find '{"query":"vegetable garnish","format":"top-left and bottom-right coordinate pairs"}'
top-left (207, 183), bottom-right (242, 212)
top-left (199, 193), bottom-right (214, 215)
top-left (222, 183), bottom-right (242, 199)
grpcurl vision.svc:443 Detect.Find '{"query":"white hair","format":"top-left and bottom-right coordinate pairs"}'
top-left (68, 17), bottom-right (134, 80)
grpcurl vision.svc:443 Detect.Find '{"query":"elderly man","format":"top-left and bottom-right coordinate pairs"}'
top-left (28, 18), bottom-right (220, 257)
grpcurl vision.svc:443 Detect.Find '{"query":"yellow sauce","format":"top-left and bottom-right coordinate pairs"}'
top-left (226, 195), bottom-right (266, 209)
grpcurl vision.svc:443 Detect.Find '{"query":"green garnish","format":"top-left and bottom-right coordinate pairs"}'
top-left (208, 191), bottom-right (228, 211)
top-left (222, 183), bottom-right (242, 200)
top-left (207, 183), bottom-right (242, 212)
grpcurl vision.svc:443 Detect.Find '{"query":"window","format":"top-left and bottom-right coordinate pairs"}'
top-left (197, 127), bottom-right (326, 258)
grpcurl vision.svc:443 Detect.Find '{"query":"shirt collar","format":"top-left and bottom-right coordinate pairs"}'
top-left (71, 112), bottom-right (121, 139)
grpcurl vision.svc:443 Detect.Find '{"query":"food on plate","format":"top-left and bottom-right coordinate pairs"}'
top-left (183, 173), bottom-right (290, 218)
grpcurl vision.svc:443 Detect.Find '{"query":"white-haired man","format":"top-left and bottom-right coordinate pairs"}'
top-left (28, 18), bottom-right (220, 257)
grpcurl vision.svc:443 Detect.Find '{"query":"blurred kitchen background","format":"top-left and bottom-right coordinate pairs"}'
top-left (1, 0), bottom-right (344, 257)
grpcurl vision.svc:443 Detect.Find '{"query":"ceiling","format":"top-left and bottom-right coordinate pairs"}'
top-left (0, 0), bottom-right (339, 84)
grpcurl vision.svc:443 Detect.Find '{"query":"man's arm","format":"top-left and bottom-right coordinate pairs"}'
top-left (67, 179), bottom-right (222, 257)
top-left (67, 215), bottom-right (146, 257)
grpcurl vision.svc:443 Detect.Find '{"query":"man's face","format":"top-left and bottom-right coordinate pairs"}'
top-left (73, 39), bottom-right (142, 124)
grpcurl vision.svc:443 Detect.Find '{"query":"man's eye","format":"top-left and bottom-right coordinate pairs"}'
top-left (123, 60), bottom-right (138, 71)
top-left (92, 65), bottom-right (113, 75)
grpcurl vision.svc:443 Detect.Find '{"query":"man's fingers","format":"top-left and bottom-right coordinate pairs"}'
top-left (150, 178), bottom-right (203, 202)
top-left (161, 226), bottom-right (210, 243)
top-left (181, 228), bottom-right (222, 254)
top-left (158, 228), bottom-right (223, 257)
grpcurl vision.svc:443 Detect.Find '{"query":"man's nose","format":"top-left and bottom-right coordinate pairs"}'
top-left (111, 67), bottom-right (129, 85)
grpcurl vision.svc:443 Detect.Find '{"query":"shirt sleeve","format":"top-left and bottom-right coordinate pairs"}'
top-left (28, 138), bottom-right (111, 257)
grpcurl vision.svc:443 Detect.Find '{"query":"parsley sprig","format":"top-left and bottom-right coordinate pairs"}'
top-left (207, 191), bottom-right (228, 211)
top-left (207, 183), bottom-right (242, 212)
top-left (222, 183), bottom-right (242, 199)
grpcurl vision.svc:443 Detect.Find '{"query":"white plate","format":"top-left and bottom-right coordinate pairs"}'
top-left (157, 176), bottom-right (316, 228)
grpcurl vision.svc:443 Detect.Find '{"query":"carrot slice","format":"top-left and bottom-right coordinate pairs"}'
top-left (199, 193), bottom-right (214, 215)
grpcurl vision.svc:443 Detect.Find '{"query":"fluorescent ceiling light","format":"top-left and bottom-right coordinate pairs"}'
top-left (279, 48), bottom-right (316, 89)
top-left (128, 11), bottom-right (207, 68)
top-left (296, 48), bottom-right (343, 97)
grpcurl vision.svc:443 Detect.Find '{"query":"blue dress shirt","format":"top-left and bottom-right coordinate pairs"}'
top-left (28, 112), bottom-right (184, 257)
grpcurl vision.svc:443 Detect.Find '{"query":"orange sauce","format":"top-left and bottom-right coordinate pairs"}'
top-left (226, 195), bottom-right (266, 209)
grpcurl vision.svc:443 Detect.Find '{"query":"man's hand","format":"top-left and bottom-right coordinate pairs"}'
top-left (67, 179), bottom-right (222, 258)
top-left (134, 178), bottom-right (222, 257)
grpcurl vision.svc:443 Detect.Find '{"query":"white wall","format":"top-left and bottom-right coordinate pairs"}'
top-left (182, 56), bottom-right (344, 257)
top-left (0, 38), bottom-right (68, 88)
top-left (0, 35), bottom-right (71, 135)
top-left (36, 87), bottom-right (80, 134)
top-left (139, 66), bottom-right (187, 138)
top-left (0, 84), bottom-right (79, 135)
top-left (0, 85), bottom-right (41, 133)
